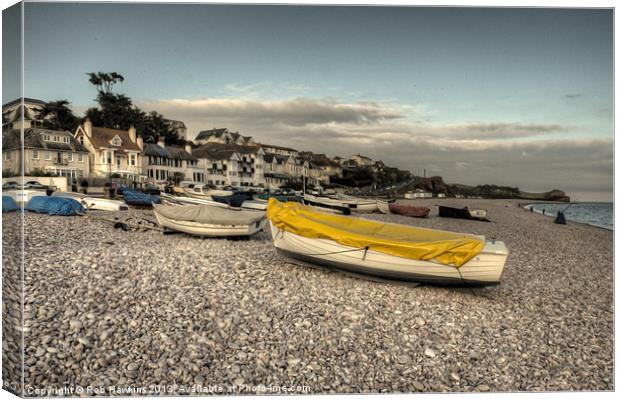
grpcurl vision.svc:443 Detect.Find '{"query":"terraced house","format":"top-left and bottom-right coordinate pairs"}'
top-left (2, 127), bottom-right (90, 179)
top-left (192, 142), bottom-right (266, 187)
top-left (74, 118), bottom-right (143, 181)
top-left (142, 138), bottom-right (203, 185)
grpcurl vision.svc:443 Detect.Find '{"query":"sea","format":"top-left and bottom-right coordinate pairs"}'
top-left (524, 202), bottom-right (613, 230)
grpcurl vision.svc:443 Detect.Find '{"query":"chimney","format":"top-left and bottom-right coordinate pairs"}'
top-left (128, 124), bottom-right (136, 142)
top-left (84, 118), bottom-right (92, 138)
top-left (136, 135), bottom-right (143, 150)
top-left (157, 136), bottom-right (165, 148)
top-left (185, 142), bottom-right (192, 154)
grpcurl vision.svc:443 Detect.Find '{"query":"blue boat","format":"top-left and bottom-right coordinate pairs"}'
top-left (2, 196), bottom-right (19, 213)
top-left (123, 189), bottom-right (161, 206)
top-left (25, 196), bottom-right (85, 216)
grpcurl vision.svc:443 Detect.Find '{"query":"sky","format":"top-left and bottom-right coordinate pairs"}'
top-left (2, 2), bottom-right (614, 201)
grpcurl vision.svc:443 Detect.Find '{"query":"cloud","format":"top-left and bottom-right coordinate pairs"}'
top-left (134, 96), bottom-right (612, 199)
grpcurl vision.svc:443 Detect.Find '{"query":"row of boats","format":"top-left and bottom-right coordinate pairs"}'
top-left (3, 185), bottom-right (506, 286)
top-left (150, 188), bottom-right (506, 287)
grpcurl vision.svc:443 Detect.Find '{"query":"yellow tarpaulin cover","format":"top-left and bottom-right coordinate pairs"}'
top-left (267, 199), bottom-right (485, 267)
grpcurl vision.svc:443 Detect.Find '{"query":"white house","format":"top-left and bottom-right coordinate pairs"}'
top-left (142, 138), bottom-right (203, 185)
top-left (74, 118), bottom-right (143, 181)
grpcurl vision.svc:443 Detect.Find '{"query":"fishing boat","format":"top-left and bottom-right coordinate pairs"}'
top-left (153, 203), bottom-right (267, 237)
top-left (267, 199), bottom-right (508, 286)
top-left (161, 192), bottom-right (266, 212)
top-left (333, 194), bottom-right (379, 213)
top-left (3, 187), bottom-right (47, 205)
top-left (388, 203), bottom-right (430, 218)
top-left (438, 205), bottom-right (488, 221)
top-left (52, 191), bottom-right (129, 211)
top-left (376, 199), bottom-right (395, 214)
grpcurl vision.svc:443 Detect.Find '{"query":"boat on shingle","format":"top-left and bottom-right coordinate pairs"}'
top-left (266, 199), bottom-right (508, 286)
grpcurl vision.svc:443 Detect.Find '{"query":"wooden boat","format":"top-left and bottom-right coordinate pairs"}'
top-left (153, 204), bottom-right (267, 237)
top-left (267, 199), bottom-right (508, 286)
top-left (180, 184), bottom-right (233, 200)
top-left (3, 188), bottom-right (47, 205)
top-left (52, 191), bottom-right (128, 211)
top-left (302, 194), bottom-right (351, 215)
top-left (303, 194), bottom-right (377, 213)
top-left (438, 205), bottom-right (488, 221)
top-left (376, 199), bottom-right (395, 214)
top-left (388, 203), bottom-right (430, 218)
top-left (161, 192), bottom-right (266, 212)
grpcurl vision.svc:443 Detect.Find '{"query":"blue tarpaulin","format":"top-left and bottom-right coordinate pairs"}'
top-left (212, 194), bottom-right (247, 208)
top-left (123, 189), bottom-right (161, 206)
top-left (26, 196), bottom-right (85, 216)
top-left (2, 196), bottom-right (19, 213)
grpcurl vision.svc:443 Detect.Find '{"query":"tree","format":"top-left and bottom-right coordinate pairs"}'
top-left (85, 72), bottom-right (184, 145)
top-left (37, 100), bottom-right (79, 132)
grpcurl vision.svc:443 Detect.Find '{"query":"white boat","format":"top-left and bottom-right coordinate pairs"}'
top-left (178, 184), bottom-right (233, 200)
top-left (3, 188), bottom-right (47, 204)
top-left (303, 194), bottom-right (378, 213)
top-left (52, 191), bottom-right (128, 211)
top-left (161, 192), bottom-right (265, 212)
top-left (240, 200), bottom-right (268, 211)
top-left (376, 199), bottom-right (394, 214)
top-left (153, 203), bottom-right (267, 237)
top-left (267, 200), bottom-right (508, 286)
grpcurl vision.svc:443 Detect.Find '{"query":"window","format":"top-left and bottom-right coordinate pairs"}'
top-left (78, 153), bottom-right (83, 162)
top-left (67, 153), bottom-right (73, 162)
top-left (45, 151), bottom-right (51, 160)
top-left (53, 136), bottom-right (59, 142)
top-left (106, 151), bottom-right (112, 164)
top-left (32, 150), bottom-right (39, 159)
top-left (79, 136), bottom-right (84, 144)
top-left (111, 136), bottom-right (122, 146)
top-left (129, 154), bottom-right (135, 166)
top-left (63, 137), bottom-right (69, 143)
top-left (4, 151), bottom-right (11, 161)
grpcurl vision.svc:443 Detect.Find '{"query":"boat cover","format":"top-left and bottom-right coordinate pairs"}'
top-left (212, 194), bottom-right (247, 208)
top-left (154, 204), bottom-right (265, 225)
top-left (267, 199), bottom-right (484, 267)
top-left (123, 189), bottom-right (161, 205)
top-left (26, 196), bottom-right (85, 215)
top-left (2, 196), bottom-right (19, 213)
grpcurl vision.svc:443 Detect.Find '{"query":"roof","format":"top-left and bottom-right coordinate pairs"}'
top-left (167, 145), bottom-right (197, 161)
top-left (260, 143), bottom-right (298, 153)
top-left (193, 148), bottom-right (238, 161)
top-left (195, 128), bottom-right (229, 140)
top-left (143, 142), bottom-right (170, 157)
top-left (4, 105), bottom-right (39, 123)
top-left (2, 128), bottom-right (89, 152)
top-left (86, 126), bottom-right (141, 152)
top-left (353, 153), bottom-right (372, 160)
top-left (193, 142), bottom-right (261, 156)
top-left (2, 98), bottom-right (47, 109)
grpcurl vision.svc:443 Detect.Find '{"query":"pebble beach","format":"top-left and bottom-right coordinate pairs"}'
top-left (2, 199), bottom-right (614, 394)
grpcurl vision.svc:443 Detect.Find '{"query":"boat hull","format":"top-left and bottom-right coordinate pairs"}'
top-left (154, 210), bottom-right (267, 237)
top-left (438, 205), bottom-right (488, 221)
top-left (53, 192), bottom-right (128, 211)
top-left (269, 221), bottom-right (507, 286)
top-left (376, 200), bottom-right (393, 214)
top-left (388, 203), bottom-right (430, 218)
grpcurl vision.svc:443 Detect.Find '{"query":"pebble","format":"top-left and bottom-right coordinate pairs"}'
top-left (2, 202), bottom-right (612, 394)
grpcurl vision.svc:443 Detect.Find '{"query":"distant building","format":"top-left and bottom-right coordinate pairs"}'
top-left (192, 142), bottom-right (265, 187)
top-left (74, 118), bottom-right (143, 181)
top-left (165, 119), bottom-right (188, 140)
top-left (259, 143), bottom-right (298, 157)
top-left (195, 128), bottom-right (255, 146)
top-left (2, 127), bottom-right (90, 179)
top-left (142, 137), bottom-right (203, 185)
top-left (2, 98), bottom-right (47, 129)
top-left (347, 153), bottom-right (374, 167)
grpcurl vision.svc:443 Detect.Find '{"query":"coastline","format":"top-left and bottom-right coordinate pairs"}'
top-left (517, 201), bottom-right (613, 231)
top-left (3, 198), bottom-right (613, 393)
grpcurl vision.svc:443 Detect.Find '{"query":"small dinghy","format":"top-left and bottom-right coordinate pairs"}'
top-left (25, 196), bottom-right (85, 216)
top-left (254, 193), bottom-right (301, 203)
top-left (153, 204), bottom-right (267, 237)
top-left (267, 199), bottom-right (508, 286)
top-left (303, 194), bottom-right (377, 213)
top-left (123, 189), bottom-right (161, 207)
top-left (52, 191), bottom-right (128, 211)
top-left (438, 205), bottom-right (488, 221)
top-left (389, 203), bottom-right (430, 218)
